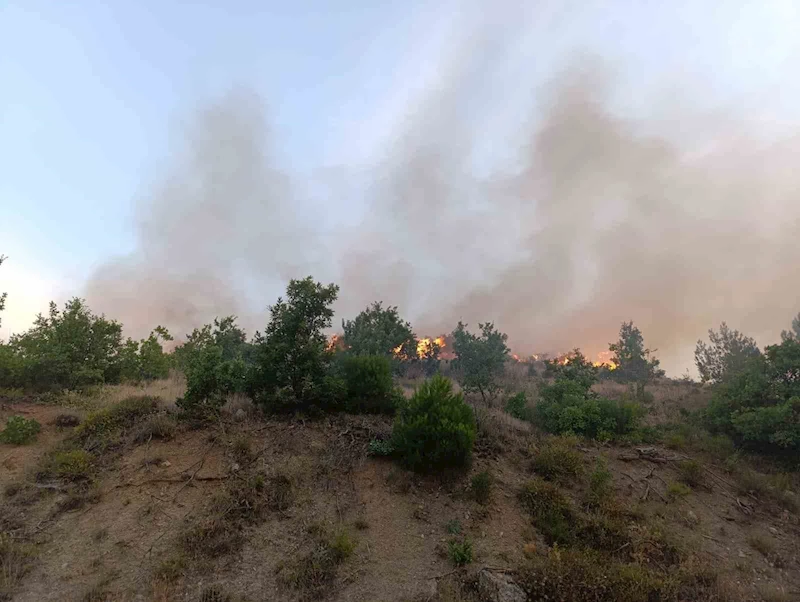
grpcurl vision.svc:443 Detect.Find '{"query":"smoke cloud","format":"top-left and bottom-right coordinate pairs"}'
top-left (85, 49), bottom-right (800, 376)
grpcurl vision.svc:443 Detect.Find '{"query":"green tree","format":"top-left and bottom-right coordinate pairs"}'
top-left (706, 337), bottom-right (800, 453)
top-left (248, 277), bottom-right (339, 410)
top-left (118, 326), bottom-right (173, 383)
top-left (695, 322), bottom-right (761, 384)
top-left (609, 321), bottom-right (664, 397)
top-left (342, 301), bottom-right (416, 360)
top-left (9, 298), bottom-right (123, 389)
top-left (782, 312), bottom-right (800, 342)
top-left (544, 349), bottom-right (598, 391)
top-left (451, 321), bottom-right (509, 402)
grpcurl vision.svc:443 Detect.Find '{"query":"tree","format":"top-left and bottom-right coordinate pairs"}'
top-left (705, 336), bottom-right (800, 453)
top-left (782, 312), bottom-right (800, 342)
top-left (451, 321), bottom-right (509, 402)
top-left (118, 326), bottom-right (173, 383)
top-left (544, 349), bottom-right (598, 391)
top-left (248, 277), bottom-right (339, 410)
top-left (609, 321), bottom-right (664, 397)
top-left (342, 301), bottom-right (416, 360)
top-left (9, 298), bottom-right (123, 389)
top-left (695, 322), bottom-right (761, 384)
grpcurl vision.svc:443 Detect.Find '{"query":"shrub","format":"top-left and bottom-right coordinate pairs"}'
top-left (0, 416), bottom-right (41, 445)
top-left (341, 354), bottom-right (399, 414)
top-left (445, 519), bottom-right (462, 535)
top-left (0, 531), bottom-right (36, 599)
top-left (278, 528), bottom-right (355, 598)
top-left (587, 457), bottom-right (614, 508)
top-left (677, 460), bottom-right (704, 488)
top-left (471, 471), bottom-right (492, 505)
top-left (75, 395), bottom-right (159, 442)
top-left (505, 391), bottom-right (533, 421)
top-left (50, 449), bottom-right (93, 481)
top-left (367, 438), bottom-right (394, 457)
top-left (132, 414), bottom-right (177, 443)
top-left (447, 538), bottom-right (473, 566)
top-left (666, 482), bottom-right (691, 501)
top-left (451, 321), bottom-right (509, 402)
top-left (519, 478), bottom-right (577, 545)
top-left (518, 547), bottom-right (677, 602)
top-left (391, 375), bottom-right (476, 472)
top-left (536, 379), bottom-right (643, 440)
top-left (531, 438), bottom-right (583, 482)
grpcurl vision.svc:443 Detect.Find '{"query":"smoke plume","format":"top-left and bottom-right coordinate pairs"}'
top-left (85, 54), bottom-right (800, 375)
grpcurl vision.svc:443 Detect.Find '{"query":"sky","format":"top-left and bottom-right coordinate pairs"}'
top-left (2, 1), bottom-right (800, 375)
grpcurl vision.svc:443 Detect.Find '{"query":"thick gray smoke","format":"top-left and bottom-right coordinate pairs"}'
top-left (86, 58), bottom-right (800, 375)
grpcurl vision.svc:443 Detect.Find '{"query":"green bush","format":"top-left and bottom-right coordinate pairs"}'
top-left (677, 460), bottom-right (704, 488)
top-left (367, 438), bottom-right (394, 457)
top-left (0, 416), bottom-right (41, 445)
top-left (471, 470), bottom-right (492, 505)
top-left (50, 449), bottom-right (93, 481)
top-left (341, 301), bottom-right (416, 365)
top-left (447, 538), bottom-right (473, 566)
top-left (341, 354), bottom-right (399, 414)
top-left (536, 379), bottom-right (643, 440)
top-left (391, 375), bottom-right (476, 472)
top-left (505, 391), bottom-right (533, 421)
top-left (519, 478), bottom-right (577, 546)
top-left (587, 458), bottom-right (614, 508)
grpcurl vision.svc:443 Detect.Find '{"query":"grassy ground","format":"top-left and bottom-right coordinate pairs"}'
top-left (0, 376), bottom-right (798, 601)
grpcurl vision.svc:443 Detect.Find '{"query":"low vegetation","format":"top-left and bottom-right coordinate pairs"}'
top-left (0, 415), bottom-right (41, 444)
top-left (391, 375), bottom-right (476, 471)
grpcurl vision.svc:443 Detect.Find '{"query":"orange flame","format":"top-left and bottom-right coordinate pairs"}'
top-left (416, 335), bottom-right (446, 359)
top-left (326, 334), bottom-right (343, 352)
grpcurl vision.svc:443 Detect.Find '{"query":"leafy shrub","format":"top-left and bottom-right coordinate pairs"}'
top-left (117, 327), bottom-right (173, 383)
top-left (470, 471), bottom-right (492, 505)
top-left (677, 460), bottom-right (704, 488)
top-left (531, 438), bottom-right (583, 482)
top-left (391, 375), bottom-right (476, 472)
top-left (177, 318), bottom-right (251, 416)
top-left (536, 379), bottom-right (643, 440)
top-left (0, 416), bottom-right (41, 445)
top-left (447, 538), bottom-right (473, 566)
top-left (341, 354), bottom-right (399, 414)
top-left (367, 438), bottom-right (394, 457)
top-left (544, 349), bottom-right (598, 390)
top-left (451, 321), bottom-right (509, 402)
top-left (505, 391), bottom-right (533, 421)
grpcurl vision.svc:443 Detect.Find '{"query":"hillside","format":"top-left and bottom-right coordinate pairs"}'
top-left (2, 377), bottom-right (798, 602)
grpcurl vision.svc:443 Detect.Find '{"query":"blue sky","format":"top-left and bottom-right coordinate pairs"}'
top-left (2, 0), bottom-right (800, 344)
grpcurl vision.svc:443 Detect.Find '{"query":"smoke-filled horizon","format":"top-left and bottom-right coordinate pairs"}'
top-left (84, 53), bottom-right (800, 377)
